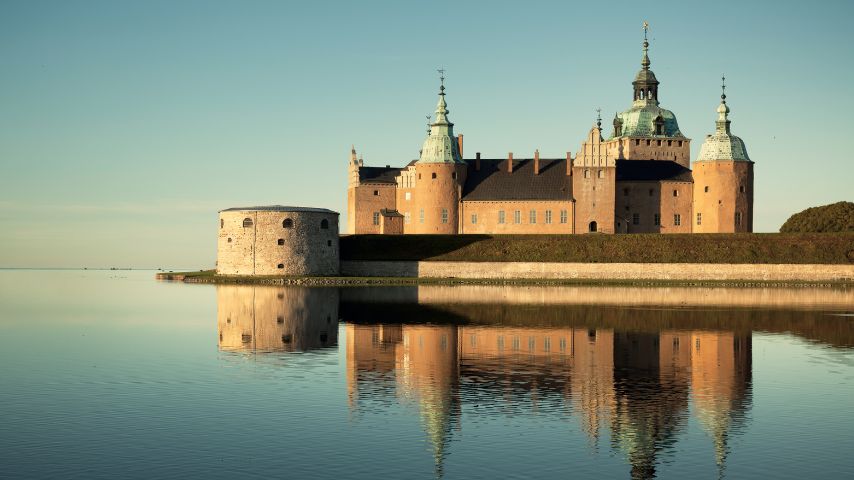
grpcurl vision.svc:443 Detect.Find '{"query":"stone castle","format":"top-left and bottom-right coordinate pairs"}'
top-left (348, 30), bottom-right (754, 235)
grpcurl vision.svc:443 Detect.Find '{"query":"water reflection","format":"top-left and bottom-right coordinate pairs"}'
top-left (216, 284), bottom-right (854, 478)
top-left (217, 285), bottom-right (339, 352)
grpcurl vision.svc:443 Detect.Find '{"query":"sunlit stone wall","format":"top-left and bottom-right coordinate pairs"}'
top-left (217, 207), bottom-right (339, 276)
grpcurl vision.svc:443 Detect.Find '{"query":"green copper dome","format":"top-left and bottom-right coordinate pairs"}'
top-left (417, 76), bottom-right (464, 164)
top-left (611, 31), bottom-right (684, 139)
top-left (697, 83), bottom-right (750, 162)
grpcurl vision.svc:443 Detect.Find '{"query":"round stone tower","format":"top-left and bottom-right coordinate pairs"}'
top-left (217, 206), bottom-right (339, 275)
top-left (692, 78), bottom-right (754, 233)
top-left (412, 75), bottom-right (467, 234)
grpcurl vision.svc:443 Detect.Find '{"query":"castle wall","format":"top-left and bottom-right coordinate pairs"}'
top-left (351, 184), bottom-right (396, 234)
top-left (618, 137), bottom-right (691, 166)
top-left (459, 200), bottom-right (575, 234)
top-left (614, 181), bottom-right (663, 233)
top-left (692, 161), bottom-right (753, 233)
top-left (572, 166), bottom-right (616, 233)
top-left (411, 163), bottom-right (467, 234)
top-left (217, 209), bottom-right (339, 276)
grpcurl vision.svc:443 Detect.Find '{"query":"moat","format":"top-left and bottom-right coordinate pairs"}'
top-left (1, 270), bottom-right (853, 479)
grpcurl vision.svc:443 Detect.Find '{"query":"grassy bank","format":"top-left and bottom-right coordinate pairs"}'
top-left (341, 233), bottom-right (854, 264)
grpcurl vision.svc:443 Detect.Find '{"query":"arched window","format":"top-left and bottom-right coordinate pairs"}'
top-left (283, 218), bottom-right (293, 228)
top-left (277, 263), bottom-right (284, 269)
top-left (320, 219), bottom-right (329, 229)
top-left (242, 218), bottom-right (253, 228)
top-left (588, 221), bottom-right (597, 232)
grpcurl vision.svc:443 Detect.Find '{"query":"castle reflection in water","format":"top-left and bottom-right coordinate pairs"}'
top-left (217, 284), bottom-right (854, 479)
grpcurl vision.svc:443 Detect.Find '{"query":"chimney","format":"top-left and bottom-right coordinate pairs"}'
top-left (566, 152), bottom-right (572, 175)
top-left (457, 134), bottom-right (464, 158)
top-left (534, 149), bottom-right (540, 175)
top-left (507, 152), bottom-right (514, 173)
top-left (475, 152), bottom-right (481, 171)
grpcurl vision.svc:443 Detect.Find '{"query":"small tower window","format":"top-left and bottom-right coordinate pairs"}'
top-left (674, 214), bottom-right (681, 226)
top-left (372, 212), bottom-right (380, 225)
top-left (588, 221), bottom-right (597, 232)
top-left (373, 190), bottom-right (379, 196)
top-left (320, 219), bottom-right (329, 229)
top-left (277, 264), bottom-right (284, 269)
top-left (735, 212), bottom-right (742, 226)
top-left (740, 185), bottom-right (745, 193)
top-left (704, 186), bottom-right (709, 193)
top-left (431, 172), bottom-right (437, 179)
top-left (441, 208), bottom-right (448, 224)
top-left (597, 170), bottom-right (604, 179)
top-left (227, 237), bottom-right (232, 243)
top-left (277, 239), bottom-right (284, 245)
top-left (673, 189), bottom-right (679, 197)
top-left (242, 218), bottom-right (253, 228)
top-left (283, 218), bottom-right (293, 228)
top-left (220, 219), bottom-right (224, 229)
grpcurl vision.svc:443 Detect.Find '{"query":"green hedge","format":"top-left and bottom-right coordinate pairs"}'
top-left (341, 233), bottom-right (854, 264)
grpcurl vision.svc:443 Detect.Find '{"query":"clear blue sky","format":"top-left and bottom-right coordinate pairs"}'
top-left (1, 0), bottom-right (852, 268)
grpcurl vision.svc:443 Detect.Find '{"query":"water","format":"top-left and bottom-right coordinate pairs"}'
top-left (1, 270), bottom-right (853, 479)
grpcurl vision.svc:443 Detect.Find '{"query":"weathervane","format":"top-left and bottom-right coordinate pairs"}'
top-left (437, 68), bottom-right (446, 92)
top-left (643, 21), bottom-right (649, 40)
top-left (426, 114), bottom-right (432, 133)
top-left (721, 74), bottom-right (727, 101)
top-left (596, 108), bottom-right (602, 128)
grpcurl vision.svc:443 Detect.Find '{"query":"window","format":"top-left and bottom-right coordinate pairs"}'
top-left (514, 210), bottom-right (521, 224)
top-left (668, 140), bottom-right (672, 146)
top-left (441, 208), bottom-right (448, 224)
top-left (649, 189), bottom-right (654, 196)
top-left (735, 212), bottom-right (742, 226)
top-left (623, 188), bottom-right (629, 196)
top-left (277, 239), bottom-right (284, 245)
top-left (227, 237), bottom-right (232, 243)
top-left (372, 212), bottom-right (380, 225)
top-left (545, 210), bottom-right (552, 224)
top-left (373, 190), bottom-right (378, 196)
top-left (220, 219), bottom-right (224, 229)
top-left (431, 172), bottom-right (437, 179)
top-left (740, 185), bottom-right (745, 193)
top-left (588, 221), bottom-right (597, 232)
top-left (705, 186), bottom-right (709, 193)
top-left (635, 139), bottom-right (640, 146)
top-left (327, 240), bottom-right (332, 246)
top-left (674, 214), bottom-right (681, 226)
top-left (471, 214), bottom-right (477, 224)
top-left (654, 214), bottom-right (661, 226)
top-left (243, 217), bottom-right (253, 228)
top-left (673, 189), bottom-right (679, 197)
top-left (530, 210), bottom-right (537, 224)
top-left (320, 219), bottom-right (329, 229)
top-left (657, 140), bottom-right (662, 146)
top-left (597, 170), bottom-right (604, 179)
top-left (283, 218), bottom-right (293, 228)
top-left (559, 210), bottom-right (567, 224)
top-left (277, 264), bottom-right (284, 269)
top-left (696, 213), bottom-right (702, 225)
top-left (646, 139), bottom-right (651, 146)
top-left (498, 210), bottom-right (506, 224)
top-left (584, 169), bottom-right (590, 179)
top-left (632, 213), bottom-right (640, 225)
top-left (419, 209), bottom-right (424, 224)
top-left (678, 141), bottom-right (683, 147)
top-left (404, 212), bottom-right (411, 224)
top-left (277, 316), bottom-right (284, 324)
top-left (405, 192), bottom-right (411, 201)
top-left (452, 172), bottom-right (457, 179)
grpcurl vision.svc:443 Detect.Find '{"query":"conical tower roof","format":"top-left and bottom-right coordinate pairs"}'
top-left (697, 76), bottom-right (751, 161)
top-left (417, 72), bottom-right (464, 164)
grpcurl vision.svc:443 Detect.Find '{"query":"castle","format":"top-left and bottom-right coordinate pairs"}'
top-left (348, 30), bottom-right (754, 235)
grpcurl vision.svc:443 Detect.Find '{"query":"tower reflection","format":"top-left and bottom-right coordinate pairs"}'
top-left (217, 285), bottom-right (339, 352)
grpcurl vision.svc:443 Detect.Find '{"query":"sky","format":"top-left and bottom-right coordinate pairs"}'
top-left (1, 0), bottom-right (852, 268)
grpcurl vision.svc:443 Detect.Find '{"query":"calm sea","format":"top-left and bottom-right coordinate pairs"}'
top-left (1, 270), bottom-right (853, 479)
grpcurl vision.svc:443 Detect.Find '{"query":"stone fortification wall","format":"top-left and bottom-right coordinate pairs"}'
top-left (340, 261), bottom-right (854, 282)
top-left (217, 208), bottom-right (339, 276)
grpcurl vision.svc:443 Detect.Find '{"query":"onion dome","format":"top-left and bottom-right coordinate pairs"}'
top-left (697, 76), bottom-right (751, 161)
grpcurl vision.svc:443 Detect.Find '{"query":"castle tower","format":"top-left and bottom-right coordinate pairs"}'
top-left (411, 72), bottom-right (467, 234)
top-left (573, 117), bottom-right (616, 233)
top-left (346, 145), bottom-right (363, 234)
top-left (609, 23), bottom-right (691, 167)
top-left (693, 77), bottom-right (754, 233)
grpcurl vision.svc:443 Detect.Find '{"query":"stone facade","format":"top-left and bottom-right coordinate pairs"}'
top-left (347, 34), bottom-right (754, 236)
top-left (217, 206), bottom-right (339, 276)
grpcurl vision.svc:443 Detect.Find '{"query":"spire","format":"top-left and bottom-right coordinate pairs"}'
top-left (596, 108), bottom-right (602, 128)
top-left (716, 75), bottom-right (731, 134)
top-left (641, 21), bottom-right (651, 70)
top-left (632, 22), bottom-right (659, 104)
top-left (433, 68), bottom-right (450, 126)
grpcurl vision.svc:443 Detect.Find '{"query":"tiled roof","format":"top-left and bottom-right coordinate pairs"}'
top-left (615, 160), bottom-right (693, 182)
top-left (358, 166), bottom-right (402, 184)
top-left (462, 158), bottom-right (573, 201)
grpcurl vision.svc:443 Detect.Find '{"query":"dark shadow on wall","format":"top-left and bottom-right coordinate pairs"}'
top-left (340, 234), bottom-right (490, 261)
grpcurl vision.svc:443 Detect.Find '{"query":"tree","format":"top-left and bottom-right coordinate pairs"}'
top-left (779, 201), bottom-right (854, 233)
